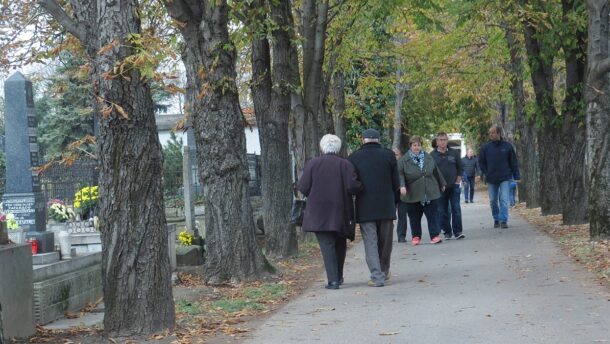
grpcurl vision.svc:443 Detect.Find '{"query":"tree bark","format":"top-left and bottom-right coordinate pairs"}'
top-left (39, 0), bottom-right (175, 336)
top-left (332, 71), bottom-right (347, 156)
top-left (503, 21), bottom-right (541, 208)
top-left (249, 0), bottom-right (298, 258)
top-left (300, 0), bottom-right (330, 161)
top-left (165, 0), bottom-right (273, 282)
top-left (585, 0), bottom-right (610, 239)
top-left (267, 0), bottom-right (299, 256)
top-left (554, 0), bottom-right (588, 225)
top-left (521, 5), bottom-right (563, 215)
top-left (392, 79), bottom-right (406, 151)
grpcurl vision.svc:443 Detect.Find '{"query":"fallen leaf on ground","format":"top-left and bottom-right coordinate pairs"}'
top-left (379, 331), bottom-right (399, 336)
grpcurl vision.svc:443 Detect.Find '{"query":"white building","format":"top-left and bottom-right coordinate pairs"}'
top-left (156, 108), bottom-right (260, 154)
top-left (447, 133), bottom-right (467, 157)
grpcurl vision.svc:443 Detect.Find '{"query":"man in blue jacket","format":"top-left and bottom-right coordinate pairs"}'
top-left (479, 125), bottom-right (520, 229)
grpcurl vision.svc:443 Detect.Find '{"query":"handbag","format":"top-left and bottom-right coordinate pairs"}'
top-left (290, 199), bottom-right (306, 226)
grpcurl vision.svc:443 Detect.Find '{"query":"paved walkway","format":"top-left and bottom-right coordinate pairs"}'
top-left (241, 198), bottom-right (610, 344)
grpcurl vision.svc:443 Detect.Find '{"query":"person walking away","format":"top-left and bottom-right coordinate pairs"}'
top-left (298, 134), bottom-right (362, 290)
top-left (398, 136), bottom-right (447, 246)
top-left (393, 148), bottom-right (409, 243)
top-left (348, 129), bottom-right (399, 287)
top-left (478, 125), bottom-right (521, 228)
top-left (431, 132), bottom-right (465, 240)
top-left (461, 148), bottom-right (480, 203)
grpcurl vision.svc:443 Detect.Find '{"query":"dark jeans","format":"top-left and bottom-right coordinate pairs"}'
top-left (463, 175), bottom-right (476, 202)
top-left (396, 202), bottom-right (409, 240)
top-left (314, 231), bottom-right (347, 284)
top-left (405, 199), bottom-right (440, 239)
top-left (438, 185), bottom-right (463, 236)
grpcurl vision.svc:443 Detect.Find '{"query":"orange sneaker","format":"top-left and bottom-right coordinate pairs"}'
top-left (431, 236), bottom-right (442, 244)
top-left (411, 237), bottom-right (421, 246)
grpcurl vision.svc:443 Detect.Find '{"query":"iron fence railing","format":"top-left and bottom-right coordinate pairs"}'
top-left (0, 154), bottom-right (262, 219)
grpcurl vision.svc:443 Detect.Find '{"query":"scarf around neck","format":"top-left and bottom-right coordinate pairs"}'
top-left (408, 150), bottom-right (425, 171)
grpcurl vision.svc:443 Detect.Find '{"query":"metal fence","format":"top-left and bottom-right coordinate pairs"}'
top-left (0, 153), bottom-right (262, 219)
top-left (39, 160), bottom-right (99, 205)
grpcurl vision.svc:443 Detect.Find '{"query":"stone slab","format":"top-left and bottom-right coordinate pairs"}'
top-left (32, 251), bottom-right (60, 265)
top-left (0, 244), bottom-right (35, 338)
top-left (176, 245), bottom-right (203, 266)
top-left (33, 252), bottom-right (101, 282)
top-left (33, 262), bottom-right (103, 325)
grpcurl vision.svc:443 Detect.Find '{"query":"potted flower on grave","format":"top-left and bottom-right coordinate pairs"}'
top-left (0, 211), bottom-right (23, 244)
top-left (47, 199), bottom-right (76, 224)
top-left (73, 186), bottom-right (99, 220)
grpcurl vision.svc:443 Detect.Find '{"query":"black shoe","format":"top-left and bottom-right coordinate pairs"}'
top-left (444, 233), bottom-right (453, 240)
top-left (464, 200), bottom-right (469, 203)
top-left (325, 282), bottom-right (340, 290)
top-left (455, 233), bottom-right (465, 240)
top-left (500, 222), bottom-right (508, 229)
top-left (338, 277), bottom-right (344, 285)
top-left (398, 237), bottom-right (406, 243)
top-left (470, 199), bottom-right (474, 203)
top-left (494, 221), bottom-right (500, 228)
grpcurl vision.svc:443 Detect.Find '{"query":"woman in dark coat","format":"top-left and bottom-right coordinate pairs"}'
top-left (297, 134), bottom-right (362, 289)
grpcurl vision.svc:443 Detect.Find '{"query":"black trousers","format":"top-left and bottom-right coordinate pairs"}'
top-left (314, 231), bottom-right (347, 284)
top-left (396, 201), bottom-right (409, 240)
top-left (406, 199), bottom-right (440, 239)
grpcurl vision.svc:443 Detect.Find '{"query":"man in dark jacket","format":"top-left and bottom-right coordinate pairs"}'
top-left (431, 132), bottom-right (465, 240)
top-left (348, 128), bottom-right (399, 287)
top-left (479, 125), bottom-right (521, 229)
top-left (461, 148), bottom-right (480, 203)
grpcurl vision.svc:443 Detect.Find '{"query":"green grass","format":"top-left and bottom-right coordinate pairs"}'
top-left (211, 299), bottom-right (265, 313)
top-left (175, 299), bottom-right (203, 315)
top-left (211, 283), bottom-right (289, 313)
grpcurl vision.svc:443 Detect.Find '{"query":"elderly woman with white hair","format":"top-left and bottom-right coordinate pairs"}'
top-left (297, 134), bottom-right (362, 290)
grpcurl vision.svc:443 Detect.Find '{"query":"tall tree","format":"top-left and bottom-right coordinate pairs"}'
top-left (584, 0), bottom-right (610, 239)
top-left (36, 52), bottom-right (94, 160)
top-left (164, 0), bottom-right (274, 282)
top-left (520, 0), bottom-right (563, 216)
top-left (502, 18), bottom-right (541, 208)
top-left (246, 0), bottom-right (298, 258)
top-left (38, 0), bottom-right (175, 336)
top-left (520, 0), bottom-right (588, 223)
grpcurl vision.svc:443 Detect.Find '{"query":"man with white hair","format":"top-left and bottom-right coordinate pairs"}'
top-left (348, 128), bottom-right (399, 287)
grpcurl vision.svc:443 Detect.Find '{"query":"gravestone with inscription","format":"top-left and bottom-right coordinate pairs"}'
top-left (2, 72), bottom-right (53, 253)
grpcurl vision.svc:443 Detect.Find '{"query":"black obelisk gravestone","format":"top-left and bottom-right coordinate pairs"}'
top-left (2, 72), bottom-right (53, 252)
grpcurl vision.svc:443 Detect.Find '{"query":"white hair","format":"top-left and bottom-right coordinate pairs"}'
top-left (320, 134), bottom-right (342, 154)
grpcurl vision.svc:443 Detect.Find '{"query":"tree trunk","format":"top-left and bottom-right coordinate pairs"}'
top-left (392, 81), bottom-right (406, 150)
top-left (165, 0), bottom-right (273, 282)
top-left (332, 71), bottom-right (347, 156)
top-left (503, 22), bottom-right (541, 208)
top-left (301, 0), bottom-right (330, 160)
top-left (249, 0), bottom-right (298, 258)
top-left (40, 0), bottom-right (175, 336)
top-left (521, 7), bottom-right (563, 215)
top-left (267, 0), bottom-right (299, 256)
top-left (556, 0), bottom-right (588, 225)
top-left (585, 0), bottom-right (610, 239)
